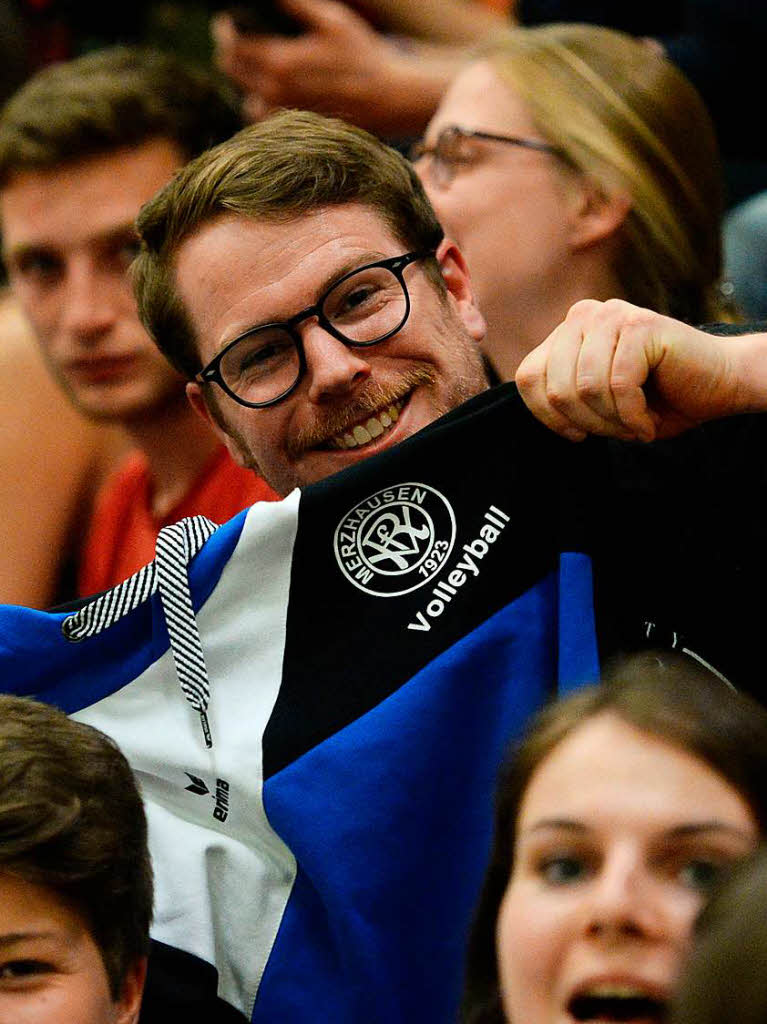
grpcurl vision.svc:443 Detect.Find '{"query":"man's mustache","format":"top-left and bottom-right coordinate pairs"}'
top-left (288, 365), bottom-right (436, 456)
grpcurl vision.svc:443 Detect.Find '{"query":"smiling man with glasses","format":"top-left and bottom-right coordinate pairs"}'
top-left (133, 110), bottom-right (488, 498)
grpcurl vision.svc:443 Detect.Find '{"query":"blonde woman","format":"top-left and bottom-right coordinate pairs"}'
top-left (414, 24), bottom-right (728, 381)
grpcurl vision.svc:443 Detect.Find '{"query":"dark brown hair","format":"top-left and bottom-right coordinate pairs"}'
top-left (0, 694), bottom-right (152, 998)
top-left (132, 109), bottom-right (445, 378)
top-left (462, 652), bottom-right (767, 1023)
top-left (0, 46), bottom-right (242, 186)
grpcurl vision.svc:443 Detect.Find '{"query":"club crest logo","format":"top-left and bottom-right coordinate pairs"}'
top-left (334, 482), bottom-right (456, 596)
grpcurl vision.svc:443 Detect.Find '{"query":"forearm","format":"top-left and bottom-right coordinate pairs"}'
top-left (213, 3), bottom-right (475, 138)
top-left (354, 0), bottom-right (507, 43)
top-left (726, 330), bottom-right (767, 413)
top-left (352, 42), bottom-right (468, 135)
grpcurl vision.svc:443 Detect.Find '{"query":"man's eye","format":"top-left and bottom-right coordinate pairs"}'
top-left (436, 149), bottom-right (460, 166)
top-left (538, 855), bottom-right (588, 885)
top-left (12, 252), bottom-right (62, 282)
top-left (241, 343), bottom-right (278, 368)
top-left (436, 139), bottom-right (472, 166)
top-left (678, 859), bottom-right (722, 891)
top-left (115, 238), bottom-right (142, 268)
top-left (236, 337), bottom-right (293, 376)
top-left (340, 285), bottom-right (378, 313)
top-left (328, 278), bottom-right (392, 324)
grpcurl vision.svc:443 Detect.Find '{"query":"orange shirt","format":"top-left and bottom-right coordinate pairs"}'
top-left (78, 446), bottom-right (278, 597)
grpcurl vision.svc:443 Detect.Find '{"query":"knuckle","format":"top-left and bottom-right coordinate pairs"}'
top-left (514, 364), bottom-right (539, 392)
top-left (565, 298), bottom-right (602, 322)
top-left (605, 299), bottom-right (653, 333)
top-left (602, 297), bottom-right (631, 313)
top-left (608, 375), bottom-right (636, 398)
top-left (545, 385), bottom-right (573, 412)
top-left (574, 376), bottom-right (602, 401)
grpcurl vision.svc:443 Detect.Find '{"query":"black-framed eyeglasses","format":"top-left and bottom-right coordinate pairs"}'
top-left (410, 124), bottom-right (563, 187)
top-left (195, 250), bottom-right (435, 409)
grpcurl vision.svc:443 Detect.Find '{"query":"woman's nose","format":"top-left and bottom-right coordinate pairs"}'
top-left (584, 856), bottom-right (664, 941)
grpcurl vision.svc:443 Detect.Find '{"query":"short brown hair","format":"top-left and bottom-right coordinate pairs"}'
top-left (0, 46), bottom-right (242, 187)
top-left (0, 695), bottom-right (152, 998)
top-left (462, 652), bottom-right (767, 1024)
top-left (133, 109), bottom-right (445, 378)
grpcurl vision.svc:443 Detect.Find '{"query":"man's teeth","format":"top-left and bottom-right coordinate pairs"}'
top-left (330, 401), bottom-right (403, 450)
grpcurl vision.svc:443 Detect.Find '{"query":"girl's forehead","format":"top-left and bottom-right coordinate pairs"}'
top-left (433, 60), bottom-right (537, 137)
top-left (516, 712), bottom-right (754, 838)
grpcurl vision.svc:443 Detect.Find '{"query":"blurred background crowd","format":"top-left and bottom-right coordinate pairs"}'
top-left (2, 4), bottom-right (767, 1022)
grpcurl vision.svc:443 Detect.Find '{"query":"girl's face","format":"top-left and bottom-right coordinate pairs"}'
top-left (0, 872), bottom-right (144, 1024)
top-left (415, 61), bottom-right (582, 370)
top-left (497, 713), bottom-right (758, 1024)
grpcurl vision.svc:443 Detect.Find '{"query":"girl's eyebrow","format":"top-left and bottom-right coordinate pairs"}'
top-left (666, 822), bottom-right (757, 840)
top-left (523, 818), bottom-right (589, 835)
top-left (0, 931), bottom-right (57, 947)
top-left (521, 820), bottom-right (755, 840)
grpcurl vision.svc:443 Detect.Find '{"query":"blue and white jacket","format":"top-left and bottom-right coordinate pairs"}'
top-left (0, 384), bottom-right (643, 1022)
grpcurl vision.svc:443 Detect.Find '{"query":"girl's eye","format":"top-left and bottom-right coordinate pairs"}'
top-left (538, 855), bottom-right (588, 885)
top-left (678, 859), bottom-right (722, 891)
top-left (0, 959), bottom-right (52, 980)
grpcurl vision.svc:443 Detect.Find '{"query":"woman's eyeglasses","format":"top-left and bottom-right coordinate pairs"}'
top-left (411, 124), bottom-right (563, 187)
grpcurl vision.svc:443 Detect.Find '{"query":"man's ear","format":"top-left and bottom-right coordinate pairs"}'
top-left (435, 239), bottom-right (486, 343)
top-left (115, 956), bottom-right (147, 1024)
top-left (186, 381), bottom-right (248, 469)
top-left (566, 179), bottom-right (633, 251)
top-left (186, 380), bottom-right (218, 430)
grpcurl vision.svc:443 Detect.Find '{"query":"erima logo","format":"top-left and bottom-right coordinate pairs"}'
top-left (184, 772), bottom-right (230, 822)
top-left (334, 482), bottom-right (456, 597)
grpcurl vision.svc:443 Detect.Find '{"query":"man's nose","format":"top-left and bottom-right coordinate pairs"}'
top-left (60, 264), bottom-right (119, 340)
top-left (303, 321), bottom-right (372, 403)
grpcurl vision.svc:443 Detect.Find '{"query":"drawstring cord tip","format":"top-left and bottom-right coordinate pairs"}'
top-left (200, 711), bottom-right (212, 749)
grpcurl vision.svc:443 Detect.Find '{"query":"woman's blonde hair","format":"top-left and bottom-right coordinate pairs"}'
top-left (479, 24), bottom-right (726, 322)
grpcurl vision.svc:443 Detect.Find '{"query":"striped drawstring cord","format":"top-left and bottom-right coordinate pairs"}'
top-left (62, 516), bottom-right (220, 747)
